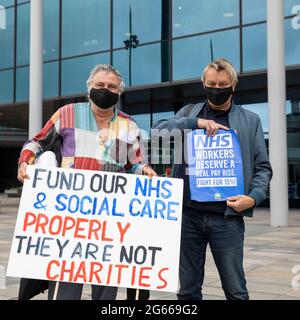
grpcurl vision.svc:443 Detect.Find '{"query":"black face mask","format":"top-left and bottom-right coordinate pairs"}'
top-left (90, 88), bottom-right (119, 109)
top-left (204, 86), bottom-right (233, 106)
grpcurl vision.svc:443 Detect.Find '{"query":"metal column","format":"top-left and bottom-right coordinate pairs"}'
top-left (29, 0), bottom-right (43, 138)
top-left (267, 0), bottom-right (289, 226)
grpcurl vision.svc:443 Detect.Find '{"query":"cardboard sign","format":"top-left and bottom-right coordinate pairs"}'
top-left (7, 166), bottom-right (183, 292)
top-left (187, 129), bottom-right (244, 202)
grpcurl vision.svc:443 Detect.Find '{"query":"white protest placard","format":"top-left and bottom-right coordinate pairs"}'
top-left (7, 166), bottom-right (183, 292)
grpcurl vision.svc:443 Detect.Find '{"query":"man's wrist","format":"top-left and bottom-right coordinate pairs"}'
top-left (247, 195), bottom-right (256, 207)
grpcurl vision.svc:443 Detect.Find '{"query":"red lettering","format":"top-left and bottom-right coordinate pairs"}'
top-left (157, 267), bottom-right (169, 289)
top-left (115, 264), bottom-right (129, 285)
top-left (61, 216), bottom-right (76, 236)
top-left (35, 213), bottom-right (49, 234)
top-left (22, 212), bottom-right (37, 232)
top-left (89, 262), bottom-right (103, 284)
top-left (101, 221), bottom-right (113, 242)
top-left (73, 261), bottom-right (87, 282)
top-left (131, 265), bottom-right (136, 286)
top-left (60, 260), bottom-right (75, 282)
top-left (106, 264), bottom-right (113, 285)
top-left (48, 215), bottom-right (63, 235)
top-left (46, 260), bottom-right (59, 280)
top-left (117, 222), bottom-right (131, 243)
top-left (74, 218), bottom-right (89, 239)
top-left (138, 267), bottom-right (152, 288)
top-left (87, 220), bottom-right (101, 240)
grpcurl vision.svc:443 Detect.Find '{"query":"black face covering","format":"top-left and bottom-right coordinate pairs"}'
top-left (204, 86), bottom-right (233, 106)
top-left (90, 88), bottom-right (119, 109)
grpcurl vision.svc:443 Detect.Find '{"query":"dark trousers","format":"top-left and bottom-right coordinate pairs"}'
top-left (126, 288), bottom-right (150, 300)
top-left (48, 282), bottom-right (118, 300)
top-left (177, 208), bottom-right (249, 300)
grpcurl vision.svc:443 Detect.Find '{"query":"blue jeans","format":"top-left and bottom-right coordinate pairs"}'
top-left (177, 208), bottom-right (249, 300)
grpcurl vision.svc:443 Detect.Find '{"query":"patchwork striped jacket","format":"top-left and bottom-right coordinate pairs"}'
top-left (19, 102), bottom-right (146, 174)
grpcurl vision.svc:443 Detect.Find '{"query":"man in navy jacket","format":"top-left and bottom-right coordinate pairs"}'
top-left (152, 58), bottom-right (272, 300)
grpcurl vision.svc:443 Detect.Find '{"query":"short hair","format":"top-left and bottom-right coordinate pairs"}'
top-left (201, 58), bottom-right (238, 84)
top-left (86, 64), bottom-right (125, 92)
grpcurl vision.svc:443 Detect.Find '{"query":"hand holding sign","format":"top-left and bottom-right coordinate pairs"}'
top-left (142, 165), bottom-right (157, 178)
top-left (197, 119), bottom-right (229, 136)
top-left (227, 195), bottom-right (255, 212)
top-left (17, 162), bottom-right (29, 183)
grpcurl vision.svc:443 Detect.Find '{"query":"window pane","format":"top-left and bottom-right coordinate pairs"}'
top-left (0, 0), bottom-right (14, 8)
top-left (43, 0), bottom-right (59, 61)
top-left (242, 101), bottom-right (295, 137)
top-left (13, 63), bottom-right (58, 102)
top-left (113, 0), bottom-right (162, 48)
top-left (62, 0), bottom-right (109, 58)
top-left (16, 66), bottom-right (29, 102)
top-left (0, 6), bottom-right (14, 68)
top-left (61, 53), bottom-right (110, 96)
top-left (242, 103), bottom-right (268, 134)
top-left (44, 62), bottom-right (58, 98)
top-left (285, 0), bottom-right (300, 17)
top-left (132, 113), bottom-right (151, 140)
top-left (173, 0), bottom-right (239, 37)
top-left (286, 18), bottom-right (300, 66)
top-left (243, 24), bottom-right (267, 72)
top-left (113, 43), bottom-right (163, 87)
top-left (242, 1), bottom-right (299, 23)
top-left (242, 0), bottom-right (266, 24)
top-left (173, 29), bottom-right (240, 81)
top-left (17, 1), bottom-right (59, 65)
top-left (17, 3), bottom-right (30, 66)
top-left (0, 69), bottom-right (13, 104)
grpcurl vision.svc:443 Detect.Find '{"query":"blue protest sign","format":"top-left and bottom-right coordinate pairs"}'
top-left (187, 129), bottom-right (244, 202)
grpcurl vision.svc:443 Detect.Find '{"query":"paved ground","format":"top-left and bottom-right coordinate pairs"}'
top-left (0, 197), bottom-right (300, 300)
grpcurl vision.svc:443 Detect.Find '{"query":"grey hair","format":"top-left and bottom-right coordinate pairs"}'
top-left (86, 64), bottom-right (125, 93)
top-left (201, 58), bottom-right (238, 85)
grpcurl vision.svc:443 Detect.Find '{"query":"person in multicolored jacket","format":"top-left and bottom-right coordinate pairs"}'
top-left (17, 64), bottom-right (156, 300)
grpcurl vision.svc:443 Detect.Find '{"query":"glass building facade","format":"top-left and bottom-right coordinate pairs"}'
top-left (0, 0), bottom-right (300, 205)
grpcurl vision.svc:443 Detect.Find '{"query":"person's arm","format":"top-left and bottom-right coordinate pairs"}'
top-left (152, 104), bottom-right (228, 135)
top-left (124, 121), bottom-right (156, 177)
top-left (227, 118), bottom-right (272, 212)
top-left (152, 105), bottom-right (198, 131)
top-left (247, 118), bottom-right (272, 205)
top-left (17, 109), bottom-right (61, 182)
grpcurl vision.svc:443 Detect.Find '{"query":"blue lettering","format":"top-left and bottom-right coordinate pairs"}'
top-left (148, 179), bottom-right (161, 198)
top-left (209, 135), bottom-right (221, 148)
top-left (154, 199), bottom-right (166, 219)
top-left (97, 197), bottom-right (110, 216)
top-left (79, 195), bottom-right (92, 215)
top-left (161, 180), bottom-right (172, 199)
top-left (68, 195), bottom-right (79, 213)
top-left (134, 177), bottom-right (147, 196)
top-left (55, 193), bottom-right (68, 211)
top-left (129, 198), bottom-right (141, 216)
top-left (140, 200), bottom-right (152, 218)
top-left (167, 202), bottom-right (179, 221)
top-left (220, 134), bottom-right (231, 147)
top-left (112, 198), bottom-right (124, 217)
